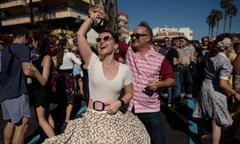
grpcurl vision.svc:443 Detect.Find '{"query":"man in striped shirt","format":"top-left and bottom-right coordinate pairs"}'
top-left (126, 21), bottom-right (175, 144)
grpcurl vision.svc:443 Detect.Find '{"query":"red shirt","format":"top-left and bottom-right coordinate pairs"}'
top-left (114, 41), bottom-right (129, 63)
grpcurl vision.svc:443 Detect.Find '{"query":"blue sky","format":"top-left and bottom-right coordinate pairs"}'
top-left (117, 0), bottom-right (240, 40)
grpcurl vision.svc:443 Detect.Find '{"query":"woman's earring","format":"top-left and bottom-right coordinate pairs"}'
top-left (114, 48), bottom-right (119, 54)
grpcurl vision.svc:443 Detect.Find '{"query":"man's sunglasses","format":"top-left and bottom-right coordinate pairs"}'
top-left (96, 36), bottom-right (112, 43)
top-left (130, 33), bottom-right (148, 39)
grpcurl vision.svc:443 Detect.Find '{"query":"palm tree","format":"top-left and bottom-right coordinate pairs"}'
top-left (211, 9), bottom-right (223, 36)
top-left (206, 14), bottom-right (216, 38)
top-left (206, 15), bottom-right (211, 37)
top-left (227, 4), bottom-right (238, 32)
top-left (220, 0), bottom-right (233, 32)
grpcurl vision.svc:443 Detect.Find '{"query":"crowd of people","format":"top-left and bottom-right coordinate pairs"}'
top-left (0, 4), bottom-right (240, 144)
top-left (158, 32), bottom-right (240, 144)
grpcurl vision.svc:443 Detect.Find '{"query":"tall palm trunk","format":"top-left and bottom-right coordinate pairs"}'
top-left (216, 22), bottom-right (219, 37)
top-left (211, 26), bottom-right (214, 38)
top-left (223, 9), bottom-right (227, 33)
top-left (229, 16), bottom-right (233, 32)
top-left (208, 26), bottom-right (211, 37)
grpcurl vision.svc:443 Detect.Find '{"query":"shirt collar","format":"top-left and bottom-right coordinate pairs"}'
top-left (131, 45), bottom-right (158, 58)
top-left (141, 45), bottom-right (157, 57)
top-left (218, 52), bottom-right (227, 58)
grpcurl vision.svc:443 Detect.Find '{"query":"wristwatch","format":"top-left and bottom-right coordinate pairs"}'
top-left (118, 98), bottom-right (125, 107)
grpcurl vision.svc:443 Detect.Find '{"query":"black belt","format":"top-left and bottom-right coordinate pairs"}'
top-left (59, 69), bottom-right (72, 74)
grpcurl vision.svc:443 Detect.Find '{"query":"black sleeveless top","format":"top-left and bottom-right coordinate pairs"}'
top-left (32, 54), bottom-right (53, 108)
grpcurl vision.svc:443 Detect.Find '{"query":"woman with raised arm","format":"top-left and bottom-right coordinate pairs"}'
top-left (42, 5), bottom-right (150, 144)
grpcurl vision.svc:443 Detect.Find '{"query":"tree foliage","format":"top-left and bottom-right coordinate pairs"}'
top-left (206, 0), bottom-right (238, 38)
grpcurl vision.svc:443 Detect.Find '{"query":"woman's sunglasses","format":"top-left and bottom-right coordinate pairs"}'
top-left (96, 36), bottom-right (112, 43)
top-left (130, 33), bottom-right (148, 39)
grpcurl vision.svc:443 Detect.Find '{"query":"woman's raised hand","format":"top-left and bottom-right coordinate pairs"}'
top-left (88, 4), bottom-right (109, 21)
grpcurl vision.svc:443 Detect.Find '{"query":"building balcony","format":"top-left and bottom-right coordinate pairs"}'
top-left (0, 0), bottom-right (31, 9)
top-left (1, 6), bottom-right (88, 26)
top-left (0, 0), bottom-right (74, 9)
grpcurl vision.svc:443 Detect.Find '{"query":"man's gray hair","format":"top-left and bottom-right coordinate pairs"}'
top-left (138, 21), bottom-right (153, 38)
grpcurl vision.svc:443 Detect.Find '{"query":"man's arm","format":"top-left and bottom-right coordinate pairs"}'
top-left (146, 58), bottom-right (175, 92)
top-left (158, 58), bottom-right (175, 88)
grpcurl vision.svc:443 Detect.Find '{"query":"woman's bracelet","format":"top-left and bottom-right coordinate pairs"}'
top-left (118, 98), bottom-right (125, 107)
top-left (88, 15), bottom-right (95, 21)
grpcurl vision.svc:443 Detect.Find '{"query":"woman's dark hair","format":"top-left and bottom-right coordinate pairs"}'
top-left (210, 33), bottom-right (233, 57)
top-left (57, 39), bottom-right (68, 66)
top-left (32, 33), bottom-right (50, 56)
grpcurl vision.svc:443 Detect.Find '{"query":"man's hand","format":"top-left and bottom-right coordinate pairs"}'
top-left (235, 93), bottom-right (240, 101)
top-left (146, 80), bottom-right (159, 91)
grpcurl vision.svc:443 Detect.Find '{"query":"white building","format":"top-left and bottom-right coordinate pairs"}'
top-left (152, 26), bottom-right (193, 40)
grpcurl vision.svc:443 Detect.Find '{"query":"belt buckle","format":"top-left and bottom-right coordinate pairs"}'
top-left (93, 101), bottom-right (105, 111)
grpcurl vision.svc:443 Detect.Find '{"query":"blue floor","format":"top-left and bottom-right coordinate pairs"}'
top-left (187, 99), bottom-right (198, 144)
top-left (26, 105), bottom-right (87, 144)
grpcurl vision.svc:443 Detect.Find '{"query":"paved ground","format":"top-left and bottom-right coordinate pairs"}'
top-left (1, 96), bottom-right (240, 144)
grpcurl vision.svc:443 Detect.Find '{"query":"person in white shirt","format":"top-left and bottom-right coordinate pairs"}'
top-left (55, 39), bottom-right (82, 131)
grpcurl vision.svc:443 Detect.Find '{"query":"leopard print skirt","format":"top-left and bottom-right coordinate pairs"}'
top-left (42, 109), bottom-right (151, 144)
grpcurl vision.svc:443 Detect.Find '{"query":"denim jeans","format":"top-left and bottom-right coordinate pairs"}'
top-left (135, 111), bottom-right (166, 144)
top-left (180, 66), bottom-right (193, 95)
top-left (168, 72), bottom-right (181, 104)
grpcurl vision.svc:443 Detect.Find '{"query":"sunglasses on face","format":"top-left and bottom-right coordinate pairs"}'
top-left (130, 33), bottom-right (148, 39)
top-left (96, 35), bottom-right (112, 43)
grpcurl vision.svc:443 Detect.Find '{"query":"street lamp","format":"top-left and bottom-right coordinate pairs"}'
top-left (29, 0), bottom-right (34, 29)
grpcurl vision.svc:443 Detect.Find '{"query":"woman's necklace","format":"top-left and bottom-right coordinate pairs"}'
top-left (102, 61), bottom-right (117, 68)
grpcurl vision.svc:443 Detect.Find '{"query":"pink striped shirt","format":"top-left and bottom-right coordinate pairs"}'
top-left (126, 46), bottom-right (174, 113)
